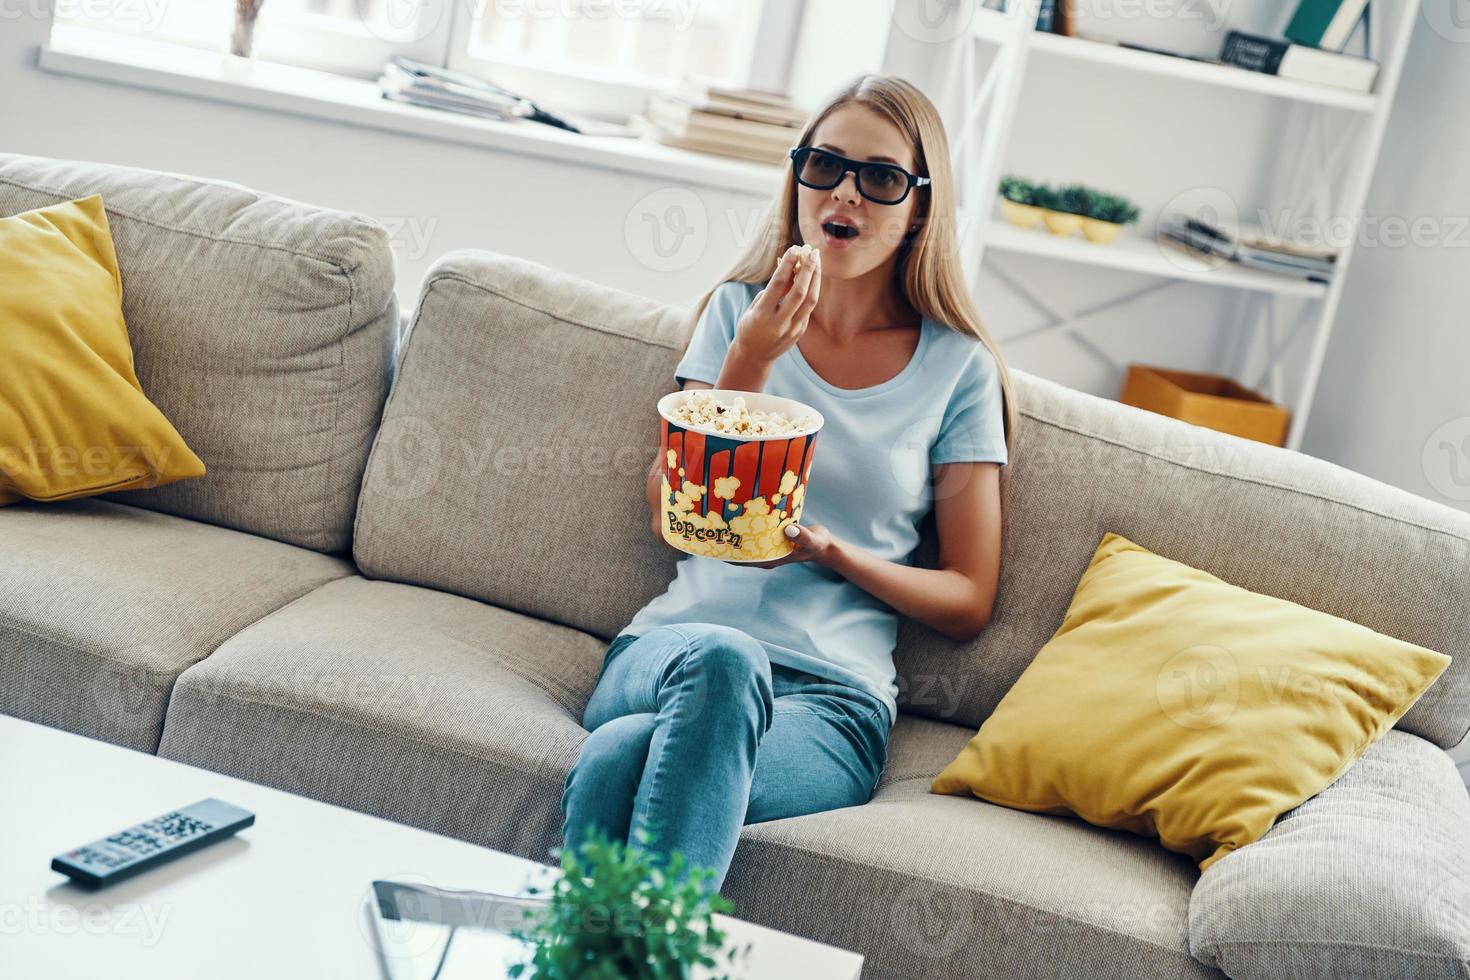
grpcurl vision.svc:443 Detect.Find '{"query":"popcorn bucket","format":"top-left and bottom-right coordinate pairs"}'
top-left (656, 389), bottom-right (825, 562)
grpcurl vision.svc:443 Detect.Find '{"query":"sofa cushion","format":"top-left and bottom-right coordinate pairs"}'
top-left (722, 722), bottom-right (1215, 980)
top-left (1189, 730), bottom-right (1470, 979)
top-left (0, 499), bottom-right (352, 752)
top-left (0, 153), bottom-right (398, 554)
top-left (353, 250), bottom-right (686, 638)
top-left (159, 592), bottom-right (1213, 979)
top-left (897, 369), bottom-right (1470, 748)
top-left (157, 576), bottom-right (608, 862)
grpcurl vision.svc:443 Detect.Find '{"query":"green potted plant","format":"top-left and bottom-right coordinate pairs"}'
top-left (1038, 183), bottom-right (1091, 236)
top-left (997, 176), bottom-right (1045, 228)
top-left (508, 825), bottom-right (753, 979)
top-left (1080, 191), bottom-right (1141, 243)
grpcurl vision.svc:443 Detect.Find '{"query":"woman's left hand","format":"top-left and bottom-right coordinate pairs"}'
top-left (730, 523), bottom-right (837, 569)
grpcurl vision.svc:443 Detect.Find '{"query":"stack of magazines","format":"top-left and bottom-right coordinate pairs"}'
top-left (379, 56), bottom-right (538, 122)
top-left (378, 56), bottom-right (640, 136)
top-left (635, 75), bottom-right (806, 164)
top-left (1158, 215), bottom-right (1338, 283)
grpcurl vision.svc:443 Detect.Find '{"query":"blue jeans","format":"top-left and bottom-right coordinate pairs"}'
top-left (561, 623), bottom-right (891, 895)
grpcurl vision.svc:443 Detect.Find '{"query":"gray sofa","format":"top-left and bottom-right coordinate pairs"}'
top-left (4, 153), bottom-right (1469, 980)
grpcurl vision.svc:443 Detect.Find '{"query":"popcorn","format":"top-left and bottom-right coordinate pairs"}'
top-left (793, 243), bottom-right (815, 274)
top-left (668, 389), bottom-right (817, 438)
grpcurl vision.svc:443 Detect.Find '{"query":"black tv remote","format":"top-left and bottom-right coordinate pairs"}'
top-left (51, 798), bottom-right (255, 888)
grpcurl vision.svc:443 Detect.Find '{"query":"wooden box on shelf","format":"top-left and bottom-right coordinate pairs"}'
top-left (1119, 364), bottom-right (1291, 447)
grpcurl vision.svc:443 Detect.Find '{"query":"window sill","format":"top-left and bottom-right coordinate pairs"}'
top-left (37, 26), bottom-right (787, 197)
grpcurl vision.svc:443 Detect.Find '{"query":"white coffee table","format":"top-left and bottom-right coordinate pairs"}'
top-left (0, 716), bottom-right (862, 979)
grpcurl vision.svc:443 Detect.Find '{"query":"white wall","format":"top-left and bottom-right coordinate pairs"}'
top-left (1299, 16), bottom-right (1470, 522)
top-left (785, 0), bottom-right (892, 112)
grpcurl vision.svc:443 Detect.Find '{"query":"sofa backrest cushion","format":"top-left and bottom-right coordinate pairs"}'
top-left (0, 154), bottom-right (397, 554)
top-left (358, 249), bottom-right (1470, 750)
top-left (353, 250), bottom-right (685, 634)
top-left (897, 370), bottom-right (1470, 749)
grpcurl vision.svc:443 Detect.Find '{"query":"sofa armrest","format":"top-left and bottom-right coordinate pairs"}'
top-left (1188, 730), bottom-right (1470, 978)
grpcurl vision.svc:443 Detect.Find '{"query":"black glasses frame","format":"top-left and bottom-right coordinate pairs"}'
top-left (788, 146), bottom-right (931, 205)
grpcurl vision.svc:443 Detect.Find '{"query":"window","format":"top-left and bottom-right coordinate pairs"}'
top-left (251, 0), bottom-right (456, 78)
top-left (52, 0), bottom-right (231, 49)
top-left (50, 0), bottom-right (794, 120)
top-left (452, 0), bottom-right (764, 120)
top-left (52, 0), bottom-right (451, 71)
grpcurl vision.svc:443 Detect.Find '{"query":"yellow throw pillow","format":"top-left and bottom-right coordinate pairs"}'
top-left (933, 531), bottom-right (1451, 871)
top-left (0, 195), bottom-right (204, 505)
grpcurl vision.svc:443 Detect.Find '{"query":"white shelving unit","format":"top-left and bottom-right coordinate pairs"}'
top-left (945, 0), bottom-right (1419, 450)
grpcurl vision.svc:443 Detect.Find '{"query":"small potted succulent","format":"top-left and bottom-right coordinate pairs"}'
top-left (508, 825), bottom-right (753, 979)
top-left (997, 177), bottom-right (1141, 244)
top-left (1037, 183), bottom-right (1090, 236)
top-left (998, 176), bottom-right (1045, 228)
top-left (1080, 191), bottom-right (1141, 243)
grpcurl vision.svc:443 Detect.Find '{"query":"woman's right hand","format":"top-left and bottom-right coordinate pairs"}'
top-left (730, 244), bottom-right (821, 367)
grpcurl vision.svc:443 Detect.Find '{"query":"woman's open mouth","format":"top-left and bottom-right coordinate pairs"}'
top-left (821, 219), bottom-right (861, 248)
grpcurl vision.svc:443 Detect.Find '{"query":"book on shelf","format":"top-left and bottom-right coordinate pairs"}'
top-left (645, 100), bottom-right (796, 149)
top-left (1285, 0), bottom-right (1370, 51)
top-left (1035, 0), bottom-right (1054, 32)
top-left (646, 93), bottom-right (801, 138)
top-left (1117, 40), bottom-right (1223, 63)
top-left (1158, 216), bottom-right (1335, 283)
top-left (641, 79), bottom-right (803, 165)
top-left (632, 115), bottom-right (791, 165)
top-left (1029, 0), bottom-right (1079, 35)
top-left (675, 75), bottom-right (807, 122)
top-left (1160, 231), bottom-right (1331, 282)
top-left (1052, 0), bottom-right (1075, 36)
top-left (1185, 218), bottom-right (1340, 264)
top-left (1220, 30), bottom-right (1379, 92)
top-left (1063, 34), bottom-right (1219, 64)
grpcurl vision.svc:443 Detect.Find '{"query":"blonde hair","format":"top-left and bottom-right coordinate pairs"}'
top-left (683, 72), bottom-right (1019, 464)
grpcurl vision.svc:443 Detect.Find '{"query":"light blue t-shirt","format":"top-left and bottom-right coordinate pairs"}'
top-left (621, 278), bottom-right (1008, 726)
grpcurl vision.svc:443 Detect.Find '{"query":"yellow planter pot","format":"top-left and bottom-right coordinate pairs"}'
top-left (1080, 217), bottom-right (1125, 243)
top-left (999, 198), bottom-right (1045, 228)
top-left (1042, 209), bottom-right (1084, 236)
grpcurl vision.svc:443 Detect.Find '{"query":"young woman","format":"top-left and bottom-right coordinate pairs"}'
top-left (561, 74), bottom-right (1017, 894)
